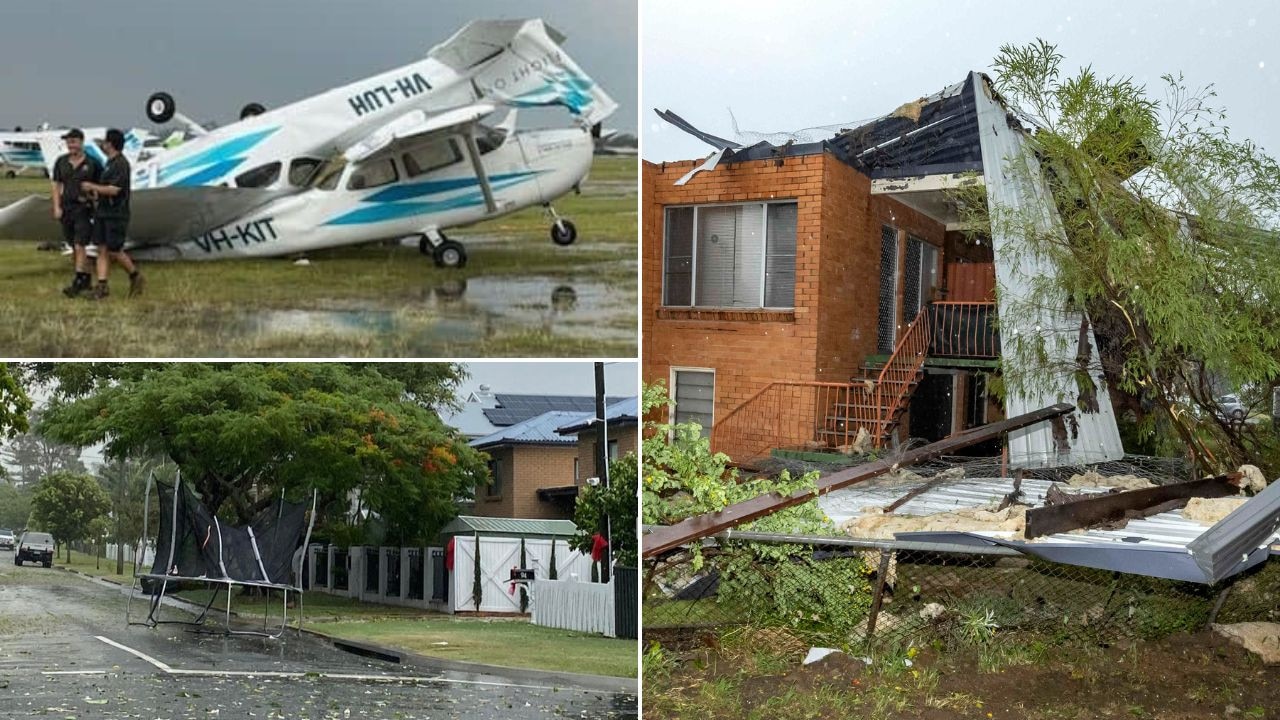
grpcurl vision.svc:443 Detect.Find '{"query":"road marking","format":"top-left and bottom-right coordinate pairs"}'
top-left (94, 635), bottom-right (173, 672)
top-left (42, 670), bottom-right (110, 676)
top-left (92, 636), bottom-right (593, 692)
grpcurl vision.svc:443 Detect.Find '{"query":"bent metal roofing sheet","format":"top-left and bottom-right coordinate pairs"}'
top-left (818, 475), bottom-right (1280, 584)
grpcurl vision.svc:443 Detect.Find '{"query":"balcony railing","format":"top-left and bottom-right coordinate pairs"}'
top-left (710, 381), bottom-right (880, 466)
top-left (928, 301), bottom-right (999, 358)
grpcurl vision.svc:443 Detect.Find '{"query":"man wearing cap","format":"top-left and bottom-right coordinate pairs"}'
top-left (80, 129), bottom-right (143, 299)
top-left (51, 128), bottom-right (101, 297)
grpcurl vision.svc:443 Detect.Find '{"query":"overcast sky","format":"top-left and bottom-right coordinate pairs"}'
top-left (0, 0), bottom-right (636, 132)
top-left (458, 361), bottom-right (638, 399)
top-left (642, 0), bottom-right (1278, 161)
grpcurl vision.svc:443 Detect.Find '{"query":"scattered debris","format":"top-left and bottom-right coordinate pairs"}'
top-left (803, 647), bottom-right (842, 665)
top-left (1212, 622), bottom-right (1280, 664)
top-left (1184, 497), bottom-right (1249, 525)
top-left (1024, 475), bottom-right (1239, 539)
top-left (1237, 465), bottom-right (1267, 495)
top-left (1066, 470), bottom-right (1153, 490)
top-left (918, 603), bottom-right (947, 621)
top-left (837, 427), bottom-right (873, 455)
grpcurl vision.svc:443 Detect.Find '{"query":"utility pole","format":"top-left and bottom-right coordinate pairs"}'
top-left (594, 362), bottom-right (611, 583)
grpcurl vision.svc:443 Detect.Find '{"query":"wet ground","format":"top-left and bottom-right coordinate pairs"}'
top-left (0, 551), bottom-right (637, 719)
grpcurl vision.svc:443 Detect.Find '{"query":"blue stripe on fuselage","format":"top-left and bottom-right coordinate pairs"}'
top-left (323, 171), bottom-right (543, 226)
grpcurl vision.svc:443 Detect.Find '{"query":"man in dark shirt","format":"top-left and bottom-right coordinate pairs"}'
top-left (51, 128), bottom-right (102, 297)
top-left (80, 129), bottom-right (143, 299)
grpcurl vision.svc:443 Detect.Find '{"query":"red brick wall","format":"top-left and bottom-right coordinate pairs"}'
top-left (642, 152), bottom-right (945, 437)
top-left (574, 425), bottom-right (639, 487)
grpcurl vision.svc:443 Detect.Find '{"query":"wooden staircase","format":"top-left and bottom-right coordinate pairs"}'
top-left (820, 306), bottom-right (933, 448)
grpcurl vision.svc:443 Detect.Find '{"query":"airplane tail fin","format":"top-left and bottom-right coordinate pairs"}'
top-left (430, 19), bottom-right (617, 128)
top-left (33, 133), bottom-right (65, 177)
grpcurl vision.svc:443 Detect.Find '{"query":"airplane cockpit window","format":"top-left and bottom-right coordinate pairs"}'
top-left (475, 126), bottom-right (509, 154)
top-left (288, 157), bottom-right (323, 187)
top-left (402, 139), bottom-right (462, 178)
top-left (347, 158), bottom-right (398, 190)
top-left (234, 162), bottom-right (282, 188)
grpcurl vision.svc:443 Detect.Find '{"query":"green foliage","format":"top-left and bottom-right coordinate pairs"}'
top-left (0, 362), bottom-right (32, 439)
top-left (958, 40), bottom-right (1280, 475)
top-left (571, 453), bottom-right (639, 567)
top-left (37, 363), bottom-right (485, 544)
top-left (1, 409), bottom-right (86, 487)
top-left (0, 482), bottom-right (32, 530)
top-left (29, 470), bottom-right (111, 560)
top-left (642, 381), bottom-right (875, 646)
top-left (717, 552), bottom-right (873, 644)
top-left (641, 382), bottom-right (835, 567)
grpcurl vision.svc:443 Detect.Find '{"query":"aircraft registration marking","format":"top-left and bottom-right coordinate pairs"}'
top-left (192, 217), bottom-right (279, 253)
top-left (347, 72), bottom-right (432, 117)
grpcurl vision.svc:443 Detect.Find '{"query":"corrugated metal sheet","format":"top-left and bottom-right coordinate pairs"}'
top-left (555, 396), bottom-right (639, 435)
top-left (469, 410), bottom-right (584, 448)
top-left (819, 475), bottom-right (1280, 583)
top-left (440, 515), bottom-right (578, 538)
top-left (972, 72), bottom-right (1125, 468)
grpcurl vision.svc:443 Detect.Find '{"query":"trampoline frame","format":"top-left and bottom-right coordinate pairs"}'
top-left (126, 471), bottom-right (317, 639)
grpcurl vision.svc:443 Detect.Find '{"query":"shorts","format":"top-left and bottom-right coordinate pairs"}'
top-left (94, 216), bottom-right (130, 252)
top-left (61, 207), bottom-right (93, 245)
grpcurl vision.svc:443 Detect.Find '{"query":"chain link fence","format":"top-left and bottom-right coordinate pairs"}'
top-left (644, 534), bottom-right (1276, 652)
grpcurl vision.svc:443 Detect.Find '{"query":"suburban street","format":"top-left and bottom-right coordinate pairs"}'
top-left (0, 550), bottom-right (637, 719)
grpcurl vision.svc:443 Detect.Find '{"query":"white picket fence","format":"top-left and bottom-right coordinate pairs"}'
top-left (531, 578), bottom-right (615, 636)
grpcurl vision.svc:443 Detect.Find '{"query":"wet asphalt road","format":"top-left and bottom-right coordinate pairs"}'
top-left (0, 551), bottom-right (637, 719)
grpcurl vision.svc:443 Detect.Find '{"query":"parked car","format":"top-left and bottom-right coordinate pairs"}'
top-left (1217, 394), bottom-right (1247, 421)
top-left (0, 529), bottom-right (14, 550)
top-left (15, 531), bottom-right (54, 568)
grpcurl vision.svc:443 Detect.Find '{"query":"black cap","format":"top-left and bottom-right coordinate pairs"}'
top-left (104, 128), bottom-right (126, 151)
top-left (61, 128), bottom-right (84, 140)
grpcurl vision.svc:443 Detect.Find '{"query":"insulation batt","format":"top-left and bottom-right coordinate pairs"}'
top-left (1183, 497), bottom-right (1248, 525)
top-left (1066, 470), bottom-right (1153, 490)
top-left (841, 504), bottom-right (1027, 539)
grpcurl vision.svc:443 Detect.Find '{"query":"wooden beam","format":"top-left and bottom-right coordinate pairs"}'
top-left (642, 403), bottom-right (1076, 558)
top-left (1023, 473), bottom-right (1242, 539)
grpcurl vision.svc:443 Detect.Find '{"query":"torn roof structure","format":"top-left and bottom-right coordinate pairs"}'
top-left (656, 70), bottom-right (1125, 468)
top-left (818, 473), bottom-right (1280, 584)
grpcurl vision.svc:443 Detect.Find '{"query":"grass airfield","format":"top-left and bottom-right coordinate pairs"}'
top-left (0, 157), bottom-right (636, 357)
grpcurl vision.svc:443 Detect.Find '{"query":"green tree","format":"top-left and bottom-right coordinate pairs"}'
top-left (1, 410), bottom-right (87, 487)
top-left (29, 471), bottom-right (111, 563)
top-left (38, 363), bottom-right (486, 544)
top-left (0, 362), bottom-right (32, 439)
top-left (98, 457), bottom-right (172, 576)
top-left (0, 482), bottom-right (32, 530)
top-left (957, 40), bottom-right (1280, 476)
top-left (572, 453), bottom-right (639, 567)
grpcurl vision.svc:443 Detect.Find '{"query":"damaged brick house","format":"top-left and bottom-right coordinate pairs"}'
top-left (643, 71), bottom-right (1124, 466)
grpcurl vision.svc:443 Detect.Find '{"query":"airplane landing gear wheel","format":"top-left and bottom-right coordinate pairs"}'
top-left (432, 239), bottom-right (467, 269)
top-left (4, 170), bottom-right (15, 179)
top-left (551, 219), bottom-right (577, 246)
top-left (146, 92), bottom-right (176, 124)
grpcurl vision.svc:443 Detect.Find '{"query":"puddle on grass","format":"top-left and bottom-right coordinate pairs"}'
top-left (247, 275), bottom-right (635, 352)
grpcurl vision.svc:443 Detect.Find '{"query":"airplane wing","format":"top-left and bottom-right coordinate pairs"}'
top-left (0, 187), bottom-right (287, 245)
top-left (342, 103), bottom-right (503, 213)
top-left (343, 103), bottom-right (495, 163)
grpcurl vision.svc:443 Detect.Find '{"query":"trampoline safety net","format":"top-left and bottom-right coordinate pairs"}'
top-left (145, 480), bottom-right (309, 592)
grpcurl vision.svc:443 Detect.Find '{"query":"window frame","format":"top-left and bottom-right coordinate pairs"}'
top-left (670, 366), bottom-right (716, 439)
top-left (486, 456), bottom-right (503, 498)
top-left (401, 137), bottom-right (464, 178)
top-left (346, 157), bottom-right (400, 191)
top-left (661, 200), bottom-right (798, 311)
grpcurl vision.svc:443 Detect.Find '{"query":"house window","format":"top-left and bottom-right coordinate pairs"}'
top-left (662, 202), bottom-right (797, 309)
top-left (672, 368), bottom-right (714, 438)
top-left (607, 439), bottom-right (619, 460)
top-left (573, 457), bottom-right (580, 482)
top-left (487, 458), bottom-right (502, 497)
top-left (904, 235), bottom-right (940, 321)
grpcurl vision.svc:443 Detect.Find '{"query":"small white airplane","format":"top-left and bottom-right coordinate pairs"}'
top-left (0, 126), bottom-right (152, 177)
top-left (0, 18), bottom-right (616, 269)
